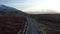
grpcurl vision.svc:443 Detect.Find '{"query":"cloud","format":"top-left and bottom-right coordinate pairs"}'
top-left (23, 0), bottom-right (60, 13)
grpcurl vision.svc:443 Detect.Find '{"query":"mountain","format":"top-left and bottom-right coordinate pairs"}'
top-left (0, 5), bottom-right (26, 15)
top-left (0, 5), bottom-right (27, 34)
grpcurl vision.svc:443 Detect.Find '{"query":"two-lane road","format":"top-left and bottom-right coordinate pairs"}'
top-left (27, 17), bottom-right (39, 34)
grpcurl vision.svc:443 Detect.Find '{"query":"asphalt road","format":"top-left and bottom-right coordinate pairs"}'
top-left (27, 17), bottom-right (39, 34)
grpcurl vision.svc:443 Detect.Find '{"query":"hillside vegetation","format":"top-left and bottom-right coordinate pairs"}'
top-left (31, 14), bottom-right (60, 34)
top-left (0, 15), bottom-right (27, 34)
top-left (0, 5), bottom-right (27, 34)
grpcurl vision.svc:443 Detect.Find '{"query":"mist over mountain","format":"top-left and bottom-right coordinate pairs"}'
top-left (25, 10), bottom-right (57, 14)
top-left (26, 10), bottom-right (58, 14)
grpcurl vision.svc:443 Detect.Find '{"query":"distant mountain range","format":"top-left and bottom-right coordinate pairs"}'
top-left (26, 11), bottom-right (57, 14)
top-left (0, 5), bottom-right (26, 15)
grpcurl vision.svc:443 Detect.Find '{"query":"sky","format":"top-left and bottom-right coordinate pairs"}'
top-left (0, 0), bottom-right (60, 13)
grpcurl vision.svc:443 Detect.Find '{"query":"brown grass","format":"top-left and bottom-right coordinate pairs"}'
top-left (0, 15), bottom-right (27, 34)
top-left (31, 14), bottom-right (60, 34)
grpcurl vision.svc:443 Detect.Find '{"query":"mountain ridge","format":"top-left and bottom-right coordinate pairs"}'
top-left (0, 5), bottom-right (26, 15)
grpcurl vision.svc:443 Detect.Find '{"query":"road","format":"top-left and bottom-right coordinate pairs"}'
top-left (27, 17), bottom-right (39, 34)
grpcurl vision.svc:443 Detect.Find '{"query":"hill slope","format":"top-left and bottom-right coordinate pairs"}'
top-left (0, 5), bottom-right (26, 15)
top-left (0, 5), bottom-right (27, 34)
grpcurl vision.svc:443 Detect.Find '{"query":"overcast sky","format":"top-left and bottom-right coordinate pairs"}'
top-left (0, 0), bottom-right (60, 13)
